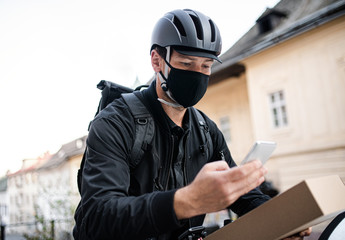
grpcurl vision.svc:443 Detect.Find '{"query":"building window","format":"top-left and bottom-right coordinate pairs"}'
top-left (269, 91), bottom-right (288, 128)
top-left (0, 204), bottom-right (7, 216)
top-left (219, 116), bottom-right (231, 144)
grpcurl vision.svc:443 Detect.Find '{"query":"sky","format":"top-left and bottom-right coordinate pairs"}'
top-left (0, 0), bottom-right (280, 176)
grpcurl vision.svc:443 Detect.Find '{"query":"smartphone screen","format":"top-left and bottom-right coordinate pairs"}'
top-left (240, 141), bottom-right (277, 165)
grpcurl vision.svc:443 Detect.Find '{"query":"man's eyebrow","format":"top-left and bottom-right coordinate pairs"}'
top-left (178, 55), bottom-right (197, 60)
top-left (178, 55), bottom-right (214, 62)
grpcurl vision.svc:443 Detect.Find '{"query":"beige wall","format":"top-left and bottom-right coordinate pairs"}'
top-left (197, 74), bottom-right (254, 164)
top-left (198, 15), bottom-right (345, 191)
top-left (244, 16), bottom-right (345, 190)
top-left (244, 16), bottom-right (345, 152)
top-left (69, 154), bottom-right (82, 206)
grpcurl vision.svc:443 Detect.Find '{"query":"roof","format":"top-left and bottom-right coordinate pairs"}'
top-left (210, 0), bottom-right (345, 84)
top-left (7, 153), bottom-right (51, 177)
top-left (38, 135), bottom-right (87, 170)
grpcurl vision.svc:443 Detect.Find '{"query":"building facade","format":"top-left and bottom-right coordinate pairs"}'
top-left (0, 177), bottom-right (8, 226)
top-left (6, 157), bottom-right (48, 234)
top-left (35, 136), bottom-right (86, 237)
top-left (4, 136), bottom-right (85, 238)
top-left (197, 0), bottom-right (345, 191)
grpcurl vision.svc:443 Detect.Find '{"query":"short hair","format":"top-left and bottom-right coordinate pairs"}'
top-left (154, 45), bottom-right (167, 59)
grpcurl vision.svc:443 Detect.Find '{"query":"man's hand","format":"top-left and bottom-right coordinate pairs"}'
top-left (174, 160), bottom-right (267, 219)
top-left (282, 228), bottom-right (312, 240)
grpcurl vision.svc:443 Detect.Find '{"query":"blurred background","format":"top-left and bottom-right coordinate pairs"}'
top-left (1, 0), bottom-right (344, 239)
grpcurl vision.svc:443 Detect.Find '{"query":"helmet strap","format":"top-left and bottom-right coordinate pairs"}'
top-left (158, 46), bottom-right (171, 91)
top-left (157, 46), bottom-right (183, 108)
top-left (164, 46), bottom-right (171, 78)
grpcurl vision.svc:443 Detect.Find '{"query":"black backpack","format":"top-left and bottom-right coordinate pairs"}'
top-left (77, 80), bottom-right (213, 194)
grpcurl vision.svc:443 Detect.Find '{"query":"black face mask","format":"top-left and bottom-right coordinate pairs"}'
top-left (160, 61), bottom-right (209, 108)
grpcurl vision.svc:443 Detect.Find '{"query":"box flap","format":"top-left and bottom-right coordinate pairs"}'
top-left (205, 175), bottom-right (345, 240)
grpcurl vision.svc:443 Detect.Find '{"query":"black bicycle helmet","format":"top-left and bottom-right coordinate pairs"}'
top-left (151, 9), bottom-right (222, 62)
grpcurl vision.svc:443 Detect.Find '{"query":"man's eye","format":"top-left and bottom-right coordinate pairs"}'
top-left (181, 62), bottom-right (191, 66)
top-left (203, 65), bottom-right (211, 69)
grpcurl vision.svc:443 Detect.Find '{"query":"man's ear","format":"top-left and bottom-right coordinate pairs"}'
top-left (151, 50), bottom-right (163, 73)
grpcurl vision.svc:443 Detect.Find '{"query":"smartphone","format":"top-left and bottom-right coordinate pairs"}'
top-left (240, 141), bottom-right (277, 165)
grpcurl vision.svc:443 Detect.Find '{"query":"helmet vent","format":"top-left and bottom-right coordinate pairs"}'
top-left (209, 20), bottom-right (216, 42)
top-left (173, 16), bottom-right (187, 37)
top-left (190, 14), bottom-right (203, 40)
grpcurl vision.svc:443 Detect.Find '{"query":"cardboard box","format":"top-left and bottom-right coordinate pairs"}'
top-left (205, 175), bottom-right (345, 240)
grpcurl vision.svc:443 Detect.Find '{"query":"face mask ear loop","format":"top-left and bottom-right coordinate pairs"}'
top-left (158, 46), bottom-right (170, 91)
top-left (164, 46), bottom-right (170, 79)
top-left (157, 46), bottom-right (184, 108)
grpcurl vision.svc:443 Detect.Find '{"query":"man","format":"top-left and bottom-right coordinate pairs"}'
top-left (73, 9), bottom-right (310, 239)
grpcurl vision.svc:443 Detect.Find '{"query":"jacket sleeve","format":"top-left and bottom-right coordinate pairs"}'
top-left (203, 112), bottom-right (271, 217)
top-left (77, 104), bottom-right (182, 239)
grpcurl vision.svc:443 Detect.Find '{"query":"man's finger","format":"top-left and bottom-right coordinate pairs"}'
top-left (227, 160), bottom-right (264, 181)
top-left (204, 160), bottom-right (230, 171)
top-left (299, 227), bottom-right (312, 237)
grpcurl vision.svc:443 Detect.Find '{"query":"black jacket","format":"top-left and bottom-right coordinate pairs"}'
top-left (73, 81), bottom-right (270, 239)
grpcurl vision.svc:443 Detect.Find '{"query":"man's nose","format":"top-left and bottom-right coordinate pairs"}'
top-left (192, 64), bottom-right (203, 73)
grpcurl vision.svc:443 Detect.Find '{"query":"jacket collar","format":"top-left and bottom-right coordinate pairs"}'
top-left (141, 80), bottom-right (191, 133)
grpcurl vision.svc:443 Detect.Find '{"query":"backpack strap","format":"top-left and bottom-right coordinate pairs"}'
top-left (77, 91), bottom-right (154, 194)
top-left (122, 92), bottom-right (155, 169)
top-left (192, 108), bottom-right (214, 160)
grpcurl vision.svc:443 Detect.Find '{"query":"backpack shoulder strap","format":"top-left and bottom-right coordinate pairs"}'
top-left (122, 92), bottom-right (155, 168)
top-left (77, 91), bottom-right (154, 194)
top-left (192, 107), bottom-right (214, 159)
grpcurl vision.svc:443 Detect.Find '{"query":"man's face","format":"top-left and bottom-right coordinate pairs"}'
top-left (168, 50), bottom-right (214, 75)
top-left (152, 48), bottom-right (214, 108)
